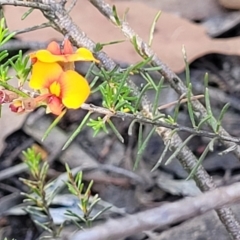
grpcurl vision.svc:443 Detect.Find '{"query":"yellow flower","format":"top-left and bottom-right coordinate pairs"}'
top-left (30, 39), bottom-right (99, 65)
top-left (29, 39), bottom-right (98, 115)
top-left (32, 64), bottom-right (90, 115)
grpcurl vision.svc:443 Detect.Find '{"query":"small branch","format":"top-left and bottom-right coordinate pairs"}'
top-left (0, 81), bottom-right (29, 97)
top-left (97, 164), bottom-right (144, 184)
top-left (81, 103), bottom-right (240, 144)
top-left (0, 40), bottom-right (47, 51)
top-left (14, 22), bottom-right (51, 35)
top-left (67, 0), bottom-right (77, 13)
top-left (158, 94), bottom-right (204, 110)
top-left (0, 0), bottom-right (50, 10)
top-left (68, 182), bottom-right (240, 240)
top-left (89, 0), bottom-right (240, 161)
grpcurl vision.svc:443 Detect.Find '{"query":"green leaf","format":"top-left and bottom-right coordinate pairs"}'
top-left (216, 103), bottom-right (230, 133)
top-left (140, 71), bottom-right (157, 91)
top-left (153, 77), bottom-right (164, 115)
top-left (108, 119), bottom-right (124, 143)
top-left (42, 109), bottom-right (67, 141)
top-left (128, 119), bottom-right (138, 136)
top-left (87, 117), bottom-right (109, 136)
top-left (183, 45), bottom-right (190, 86)
top-left (0, 31), bottom-right (15, 46)
top-left (204, 72), bottom-right (209, 88)
top-left (187, 83), bottom-right (196, 128)
top-left (112, 5), bottom-right (121, 26)
top-left (62, 111), bottom-right (92, 150)
top-left (131, 36), bottom-right (141, 56)
top-left (130, 56), bottom-right (153, 72)
top-left (0, 80), bottom-right (29, 98)
top-left (112, 68), bottom-right (131, 107)
top-left (135, 82), bottom-right (151, 109)
top-left (197, 115), bottom-right (212, 130)
top-left (148, 11), bottom-right (161, 47)
top-left (66, 182), bottom-right (78, 196)
top-left (143, 66), bottom-right (162, 72)
top-left (33, 220), bottom-right (53, 233)
top-left (90, 76), bottom-right (101, 90)
top-left (152, 113), bottom-right (165, 121)
top-left (186, 138), bottom-right (217, 180)
top-left (91, 206), bottom-right (112, 221)
top-left (76, 172), bottom-right (83, 190)
top-left (0, 50), bottom-right (8, 62)
top-left (165, 134), bottom-right (195, 165)
top-left (85, 180), bottom-right (94, 198)
top-left (134, 126), bottom-right (156, 170)
top-left (21, 8), bottom-right (34, 20)
top-left (95, 40), bottom-right (125, 52)
top-left (204, 87), bottom-right (215, 130)
top-left (94, 42), bottom-right (103, 52)
top-left (173, 97), bottom-right (182, 123)
top-left (151, 139), bottom-right (170, 172)
top-left (39, 162), bottom-right (49, 182)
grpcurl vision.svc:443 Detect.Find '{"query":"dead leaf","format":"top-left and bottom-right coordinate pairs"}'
top-left (203, 12), bottom-right (240, 37)
top-left (218, 0), bottom-right (240, 10)
top-left (4, 1), bottom-right (240, 73)
top-left (113, 0), bottom-right (223, 20)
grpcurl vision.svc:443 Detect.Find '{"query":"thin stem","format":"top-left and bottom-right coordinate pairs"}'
top-left (67, 0), bottom-right (77, 12)
top-left (14, 22), bottom-right (51, 35)
top-left (81, 103), bottom-right (240, 144)
top-left (0, 0), bottom-right (51, 10)
top-left (0, 81), bottom-right (29, 97)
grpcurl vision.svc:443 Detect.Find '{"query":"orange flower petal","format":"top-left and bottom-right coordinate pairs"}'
top-left (30, 52), bottom-right (38, 64)
top-left (47, 41), bottom-right (61, 55)
top-left (9, 100), bottom-right (23, 113)
top-left (47, 96), bottom-right (63, 115)
top-left (29, 61), bottom-right (62, 89)
top-left (63, 39), bottom-right (74, 54)
top-left (47, 39), bottom-right (74, 55)
top-left (58, 70), bottom-right (90, 109)
top-left (35, 93), bottom-right (51, 103)
top-left (30, 47), bottom-right (98, 63)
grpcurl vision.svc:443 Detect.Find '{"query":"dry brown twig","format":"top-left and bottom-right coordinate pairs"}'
top-left (68, 182), bottom-right (240, 240)
top-left (1, 0), bottom-right (240, 238)
top-left (81, 103), bottom-right (240, 143)
top-left (14, 22), bottom-right (51, 35)
top-left (0, 39), bottom-right (47, 51)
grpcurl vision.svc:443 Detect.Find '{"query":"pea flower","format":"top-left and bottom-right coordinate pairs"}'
top-left (0, 88), bottom-right (18, 104)
top-left (30, 39), bottom-right (98, 69)
top-left (29, 39), bottom-right (99, 115)
top-left (9, 98), bottom-right (37, 114)
top-left (32, 66), bottom-right (91, 115)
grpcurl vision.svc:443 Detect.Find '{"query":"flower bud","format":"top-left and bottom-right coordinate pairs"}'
top-left (0, 89), bottom-right (18, 103)
top-left (9, 98), bottom-right (37, 114)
